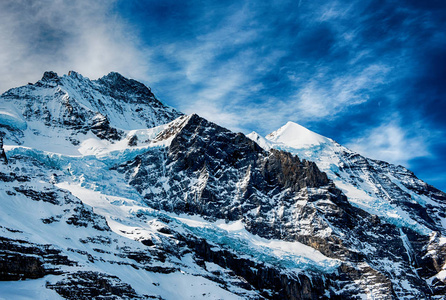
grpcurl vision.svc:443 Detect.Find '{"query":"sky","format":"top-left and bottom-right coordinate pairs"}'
top-left (0, 0), bottom-right (445, 191)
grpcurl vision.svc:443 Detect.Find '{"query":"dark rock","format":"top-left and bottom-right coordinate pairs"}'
top-left (128, 135), bottom-right (138, 146)
top-left (184, 235), bottom-right (329, 300)
top-left (66, 206), bottom-right (110, 231)
top-left (141, 239), bottom-right (154, 246)
top-left (13, 187), bottom-right (60, 205)
top-left (90, 113), bottom-right (122, 140)
top-left (46, 271), bottom-right (143, 300)
top-left (41, 71), bottom-right (59, 82)
top-left (115, 114), bottom-right (438, 298)
top-left (0, 135), bottom-right (7, 165)
top-left (0, 237), bottom-right (75, 280)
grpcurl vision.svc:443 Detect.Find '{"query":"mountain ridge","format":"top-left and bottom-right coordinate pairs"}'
top-left (0, 71), bottom-right (445, 299)
top-left (249, 124), bottom-right (446, 236)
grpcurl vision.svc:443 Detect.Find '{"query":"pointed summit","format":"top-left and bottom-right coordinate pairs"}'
top-left (96, 71), bottom-right (156, 101)
top-left (266, 121), bottom-right (328, 148)
top-left (39, 71), bottom-right (61, 86)
top-left (99, 71), bottom-right (126, 82)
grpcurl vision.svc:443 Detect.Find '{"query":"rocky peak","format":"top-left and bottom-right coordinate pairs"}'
top-left (66, 70), bottom-right (85, 81)
top-left (95, 72), bottom-right (155, 103)
top-left (36, 71), bottom-right (61, 88)
top-left (118, 113), bottom-right (334, 220)
top-left (41, 71), bottom-right (60, 82)
top-left (110, 112), bottom-right (443, 297)
top-left (98, 71), bottom-right (127, 83)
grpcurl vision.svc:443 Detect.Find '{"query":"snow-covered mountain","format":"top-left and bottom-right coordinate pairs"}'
top-left (0, 71), bottom-right (182, 152)
top-left (249, 122), bottom-right (446, 236)
top-left (1, 71), bottom-right (445, 299)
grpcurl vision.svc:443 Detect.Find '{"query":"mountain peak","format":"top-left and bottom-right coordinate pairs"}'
top-left (41, 71), bottom-right (59, 82)
top-left (266, 121), bottom-right (328, 148)
top-left (0, 70), bottom-right (183, 143)
top-left (67, 70), bottom-right (85, 80)
top-left (96, 72), bottom-right (154, 98)
top-left (98, 72), bottom-right (136, 87)
top-left (100, 71), bottom-right (126, 81)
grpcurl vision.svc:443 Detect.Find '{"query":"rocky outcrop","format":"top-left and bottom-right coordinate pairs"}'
top-left (183, 235), bottom-right (328, 300)
top-left (89, 113), bottom-right (122, 140)
top-left (0, 134), bottom-right (7, 164)
top-left (46, 271), bottom-right (143, 300)
top-left (0, 237), bottom-right (75, 280)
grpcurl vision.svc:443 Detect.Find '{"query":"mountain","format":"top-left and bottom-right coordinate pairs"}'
top-left (249, 123), bottom-right (446, 235)
top-left (1, 71), bottom-right (446, 299)
top-left (0, 71), bottom-right (182, 151)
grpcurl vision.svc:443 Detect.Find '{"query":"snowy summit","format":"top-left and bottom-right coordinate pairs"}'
top-left (265, 121), bottom-right (329, 148)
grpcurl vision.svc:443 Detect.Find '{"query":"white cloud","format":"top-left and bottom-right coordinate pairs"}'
top-left (346, 121), bottom-right (432, 167)
top-left (0, 0), bottom-right (151, 93)
top-left (289, 63), bottom-right (391, 121)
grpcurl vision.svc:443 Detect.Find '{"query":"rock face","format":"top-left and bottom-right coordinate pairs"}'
top-left (0, 72), bottom-right (445, 299)
top-left (117, 115), bottom-right (331, 219)
top-left (0, 236), bottom-right (75, 280)
top-left (115, 113), bottom-right (441, 298)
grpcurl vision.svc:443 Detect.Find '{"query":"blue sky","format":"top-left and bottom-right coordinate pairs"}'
top-left (0, 0), bottom-right (445, 191)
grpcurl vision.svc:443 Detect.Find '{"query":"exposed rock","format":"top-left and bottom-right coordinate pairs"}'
top-left (46, 271), bottom-right (143, 300)
top-left (0, 134), bottom-right (7, 164)
top-left (183, 235), bottom-right (329, 300)
top-left (89, 113), bottom-right (122, 140)
top-left (115, 114), bottom-right (440, 298)
top-left (0, 237), bottom-right (75, 280)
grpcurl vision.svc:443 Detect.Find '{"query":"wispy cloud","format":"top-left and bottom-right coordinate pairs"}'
top-left (0, 0), bottom-right (150, 92)
top-left (345, 119), bottom-right (434, 167)
top-left (142, 0), bottom-right (403, 137)
top-left (289, 63), bottom-right (391, 120)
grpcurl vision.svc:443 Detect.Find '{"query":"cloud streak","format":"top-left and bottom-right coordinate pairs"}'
top-left (346, 120), bottom-right (433, 166)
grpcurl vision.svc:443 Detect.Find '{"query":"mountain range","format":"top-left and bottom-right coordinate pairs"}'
top-left (0, 71), bottom-right (445, 299)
